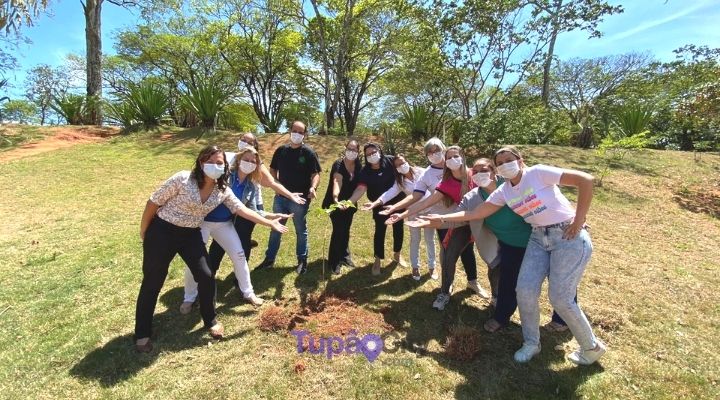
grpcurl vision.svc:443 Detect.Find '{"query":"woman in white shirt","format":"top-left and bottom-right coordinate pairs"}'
top-left (423, 146), bottom-right (605, 366)
top-left (135, 145), bottom-right (288, 353)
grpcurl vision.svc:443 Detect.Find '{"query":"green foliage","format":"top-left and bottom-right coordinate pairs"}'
top-left (1, 99), bottom-right (37, 123)
top-left (182, 78), bottom-right (231, 129)
top-left (399, 103), bottom-right (430, 143)
top-left (126, 82), bottom-right (169, 129)
top-left (595, 131), bottom-right (651, 186)
top-left (219, 102), bottom-right (259, 132)
top-left (105, 100), bottom-right (136, 130)
top-left (612, 104), bottom-right (654, 137)
top-left (50, 94), bottom-right (87, 125)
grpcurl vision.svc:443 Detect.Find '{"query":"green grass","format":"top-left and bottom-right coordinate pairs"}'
top-left (0, 125), bottom-right (46, 150)
top-left (0, 127), bottom-right (718, 399)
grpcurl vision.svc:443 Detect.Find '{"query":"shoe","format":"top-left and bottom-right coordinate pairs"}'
top-left (467, 280), bottom-right (490, 299)
top-left (483, 318), bottom-right (505, 333)
top-left (135, 338), bottom-right (153, 353)
top-left (430, 269), bottom-right (439, 280)
top-left (332, 264), bottom-right (342, 275)
top-left (372, 258), bottom-right (381, 276)
top-left (432, 293), bottom-right (450, 310)
top-left (209, 323), bottom-right (224, 339)
top-left (514, 343), bottom-right (541, 363)
top-left (567, 340), bottom-right (607, 365)
top-left (245, 293), bottom-right (264, 306)
top-left (411, 267), bottom-right (421, 281)
top-left (542, 321), bottom-right (569, 332)
top-left (179, 301), bottom-right (194, 315)
top-left (392, 252), bottom-right (407, 267)
top-left (296, 259), bottom-right (308, 274)
top-left (250, 239), bottom-right (258, 249)
top-left (342, 258), bottom-right (357, 269)
top-left (255, 258), bottom-right (275, 270)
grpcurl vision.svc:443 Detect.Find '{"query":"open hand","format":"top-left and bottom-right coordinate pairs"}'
top-left (378, 205), bottom-right (394, 216)
top-left (385, 213), bottom-right (402, 225)
top-left (271, 220), bottom-right (289, 233)
top-left (360, 201), bottom-right (376, 211)
top-left (290, 193), bottom-right (307, 205)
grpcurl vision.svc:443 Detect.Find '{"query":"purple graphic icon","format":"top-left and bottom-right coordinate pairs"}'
top-left (359, 334), bottom-right (384, 362)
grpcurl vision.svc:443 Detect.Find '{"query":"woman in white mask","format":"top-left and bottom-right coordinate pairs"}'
top-left (182, 146), bottom-right (292, 311)
top-left (136, 145), bottom-right (289, 352)
top-left (384, 146), bottom-right (488, 310)
top-left (362, 154), bottom-right (436, 280)
top-left (420, 146), bottom-right (605, 366)
top-left (321, 139), bottom-right (363, 274)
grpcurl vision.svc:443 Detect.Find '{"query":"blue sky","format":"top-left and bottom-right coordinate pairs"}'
top-left (3, 0), bottom-right (720, 98)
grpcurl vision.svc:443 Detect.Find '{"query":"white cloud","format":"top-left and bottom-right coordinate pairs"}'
top-left (607, 0), bottom-right (714, 42)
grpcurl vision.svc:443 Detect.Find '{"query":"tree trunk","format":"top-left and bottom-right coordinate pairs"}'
top-left (575, 125), bottom-right (594, 148)
top-left (542, 0), bottom-right (563, 107)
top-left (83, 0), bottom-right (103, 125)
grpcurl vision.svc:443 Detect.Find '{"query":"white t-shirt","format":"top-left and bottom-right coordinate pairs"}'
top-left (486, 165), bottom-right (575, 227)
top-left (413, 165), bottom-right (453, 214)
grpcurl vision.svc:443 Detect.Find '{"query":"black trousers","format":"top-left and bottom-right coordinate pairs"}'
top-left (135, 217), bottom-right (218, 340)
top-left (372, 207), bottom-right (403, 259)
top-left (493, 241), bottom-right (526, 324)
top-left (328, 208), bottom-right (357, 267)
top-left (437, 226), bottom-right (478, 294)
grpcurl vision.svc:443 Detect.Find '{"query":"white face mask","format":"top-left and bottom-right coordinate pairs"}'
top-left (203, 163), bottom-right (224, 179)
top-left (472, 172), bottom-right (492, 187)
top-left (396, 162), bottom-right (410, 175)
top-left (496, 160), bottom-right (521, 179)
top-left (290, 132), bottom-right (304, 145)
top-left (345, 150), bottom-right (358, 161)
top-left (446, 156), bottom-right (463, 171)
top-left (428, 151), bottom-right (444, 165)
top-left (239, 160), bottom-right (256, 174)
top-left (366, 152), bottom-right (381, 164)
top-left (238, 140), bottom-right (252, 151)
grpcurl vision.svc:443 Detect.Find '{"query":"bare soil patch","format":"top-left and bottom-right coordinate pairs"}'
top-left (0, 125), bottom-right (120, 162)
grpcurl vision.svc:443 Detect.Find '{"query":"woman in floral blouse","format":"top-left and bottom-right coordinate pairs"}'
top-left (135, 145), bottom-right (288, 353)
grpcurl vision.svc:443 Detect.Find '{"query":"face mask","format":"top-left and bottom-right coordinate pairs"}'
top-left (203, 163), bottom-right (225, 180)
top-left (472, 172), bottom-right (492, 187)
top-left (428, 151), bottom-right (444, 165)
top-left (239, 160), bottom-right (256, 174)
top-left (345, 150), bottom-right (358, 161)
top-left (496, 160), bottom-right (521, 179)
top-left (290, 132), bottom-right (304, 145)
top-left (396, 162), bottom-right (410, 175)
top-left (446, 156), bottom-right (463, 171)
top-left (238, 140), bottom-right (251, 151)
top-left (366, 152), bottom-right (381, 164)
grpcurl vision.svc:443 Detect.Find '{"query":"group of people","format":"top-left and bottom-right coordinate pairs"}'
top-left (134, 120), bottom-right (606, 366)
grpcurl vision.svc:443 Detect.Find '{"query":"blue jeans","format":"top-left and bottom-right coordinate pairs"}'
top-left (516, 224), bottom-right (597, 350)
top-left (265, 195), bottom-right (310, 262)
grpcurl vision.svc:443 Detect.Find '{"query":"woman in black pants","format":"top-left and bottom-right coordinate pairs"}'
top-left (347, 142), bottom-right (405, 275)
top-left (322, 139), bottom-right (362, 274)
top-left (136, 145), bottom-right (288, 352)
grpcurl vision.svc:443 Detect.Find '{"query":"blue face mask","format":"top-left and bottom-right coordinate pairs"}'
top-left (203, 163), bottom-right (225, 179)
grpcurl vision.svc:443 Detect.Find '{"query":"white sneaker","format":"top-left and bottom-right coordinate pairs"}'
top-left (514, 343), bottom-right (541, 363)
top-left (429, 268), bottom-right (439, 280)
top-left (244, 293), bottom-right (264, 306)
top-left (567, 340), bottom-right (607, 365)
top-left (432, 293), bottom-right (450, 310)
top-left (467, 280), bottom-right (490, 299)
top-left (179, 301), bottom-right (194, 315)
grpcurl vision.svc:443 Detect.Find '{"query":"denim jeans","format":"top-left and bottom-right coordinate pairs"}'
top-left (265, 195), bottom-right (310, 262)
top-left (516, 225), bottom-right (597, 350)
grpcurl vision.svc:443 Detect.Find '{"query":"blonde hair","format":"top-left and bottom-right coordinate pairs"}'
top-left (234, 146), bottom-right (262, 184)
top-left (493, 146), bottom-right (523, 166)
top-left (441, 145), bottom-right (469, 207)
top-left (423, 137), bottom-right (446, 155)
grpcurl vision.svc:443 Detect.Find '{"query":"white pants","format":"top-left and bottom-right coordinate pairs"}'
top-left (409, 226), bottom-right (436, 270)
top-left (183, 220), bottom-right (254, 302)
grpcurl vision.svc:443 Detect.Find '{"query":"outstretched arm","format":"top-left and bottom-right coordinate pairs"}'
top-left (424, 201), bottom-right (502, 223)
top-left (381, 190), bottom-right (424, 214)
top-left (259, 164), bottom-right (306, 205)
top-left (234, 203), bottom-right (290, 233)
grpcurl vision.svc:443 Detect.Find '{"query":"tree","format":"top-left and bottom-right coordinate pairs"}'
top-left (24, 64), bottom-right (70, 125)
top-left (0, 0), bottom-right (50, 33)
top-left (550, 53), bottom-right (651, 148)
top-left (1, 99), bottom-right (37, 123)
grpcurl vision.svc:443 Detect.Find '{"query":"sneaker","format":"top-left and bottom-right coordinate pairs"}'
top-left (567, 340), bottom-right (607, 365)
top-left (244, 293), bottom-right (264, 306)
top-left (342, 258), bottom-right (357, 269)
top-left (179, 301), bottom-right (194, 315)
top-left (332, 264), bottom-right (342, 275)
top-left (372, 258), bottom-right (381, 276)
top-left (135, 338), bottom-right (153, 353)
top-left (514, 343), bottom-right (541, 363)
top-left (296, 259), bottom-right (308, 274)
top-left (411, 267), bottom-right (421, 281)
top-left (250, 239), bottom-right (258, 249)
top-left (542, 321), bottom-right (569, 333)
top-left (432, 293), bottom-right (450, 310)
top-left (392, 252), bottom-right (407, 267)
top-left (490, 296), bottom-right (497, 307)
top-left (255, 258), bottom-right (275, 270)
top-left (467, 280), bottom-right (490, 299)
top-left (430, 268), bottom-right (439, 280)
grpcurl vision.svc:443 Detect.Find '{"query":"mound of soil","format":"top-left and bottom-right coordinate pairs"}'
top-left (0, 125), bottom-right (120, 162)
top-left (673, 185), bottom-right (720, 219)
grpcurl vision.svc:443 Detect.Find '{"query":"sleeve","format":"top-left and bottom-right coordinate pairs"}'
top-left (309, 148), bottom-right (322, 173)
top-left (247, 183), bottom-right (265, 216)
top-left (413, 169), bottom-right (430, 193)
top-left (534, 164), bottom-right (564, 186)
top-left (356, 168), bottom-right (368, 187)
top-left (255, 186), bottom-right (264, 206)
top-left (221, 189), bottom-right (245, 214)
top-left (378, 182), bottom-right (402, 204)
top-left (269, 146), bottom-right (282, 171)
top-left (485, 184), bottom-right (508, 206)
top-left (149, 171), bottom-right (184, 206)
top-left (434, 178), bottom-right (454, 198)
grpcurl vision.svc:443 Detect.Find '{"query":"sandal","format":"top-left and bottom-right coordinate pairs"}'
top-left (542, 321), bottom-right (569, 332)
top-left (483, 318), bottom-right (505, 333)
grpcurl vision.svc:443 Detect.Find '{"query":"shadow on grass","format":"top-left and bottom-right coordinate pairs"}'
top-left (69, 284), bottom-right (250, 387)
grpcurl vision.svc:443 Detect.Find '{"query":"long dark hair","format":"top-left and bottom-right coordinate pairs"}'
top-left (393, 153), bottom-right (415, 187)
top-left (341, 138), bottom-right (362, 169)
top-left (362, 142), bottom-right (385, 169)
top-left (192, 145), bottom-right (229, 191)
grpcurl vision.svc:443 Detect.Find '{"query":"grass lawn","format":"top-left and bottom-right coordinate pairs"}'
top-left (0, 127), bottom-right (718, 399)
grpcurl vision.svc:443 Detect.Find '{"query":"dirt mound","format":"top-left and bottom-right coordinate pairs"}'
top-left (0, 125), bottom-right (120, 162)
top-left (673, 185), bottom-right (720, 219)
